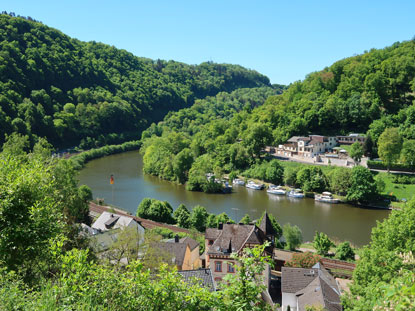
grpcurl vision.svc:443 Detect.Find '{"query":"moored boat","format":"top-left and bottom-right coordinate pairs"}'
top-left (267, 185), bottom-right (286, 195)
top-left (287, 188), bottom-right (305, 198)
top-left (246, 180), bottom-right (264, 190)
top-left (315, 192), bottom-right (340, 203)
top-left (232, 178), bottom-right (245, 186)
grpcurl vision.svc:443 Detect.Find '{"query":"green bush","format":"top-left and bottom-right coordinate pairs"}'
top-left (242, 159), bottom-right (284, 185)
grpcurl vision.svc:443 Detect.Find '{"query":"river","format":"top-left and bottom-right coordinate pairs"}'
top-left (78, 150), bottom-right (390, 246)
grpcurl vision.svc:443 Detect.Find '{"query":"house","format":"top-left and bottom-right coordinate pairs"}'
top-left (281, 265), bottom-right (342, 311)
top-left (155, 235), bottom-right (201, 270)
top-left (178, 268), bottom-right (216, 292)
top-left (276, 135), bottom-right (338, 158)
top-left (89, 211), bottom-right (145, 252)
top-left (336, 134), bottom-right (366, 145)
top-left (205, 213), bottom-right (276, 289)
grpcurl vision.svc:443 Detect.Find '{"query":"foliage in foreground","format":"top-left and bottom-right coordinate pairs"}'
top-left (0, 244), bottom-right (274, 311)
top-left (344, 198), bottom-right (415, 311)
top-left (0, 138), bottom-right (90, 284)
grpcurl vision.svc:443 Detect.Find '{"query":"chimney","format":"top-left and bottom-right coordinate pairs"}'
top-left (174, 234), bottom-right (179, 243)
top-left (218, 222), bottom-right (223, 230)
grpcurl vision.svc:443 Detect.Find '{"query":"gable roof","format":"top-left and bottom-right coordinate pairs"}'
top-left (154, 242), bottom-right (189, 267)
top-left (180, 236), bottom-right (199, 251)
top-left (165, 236), bottom-right (199, 251)
top-left (205, 228), bottom-right (221, 240)
top-left (282, 267), bottom-right (341, 311)
top-left (282, 267), bottom-right (319, 293)
top-left (89, 202), bottom-right (190, 234)
top-left (178, 268), bottom-right (216, 292)
top-left (207, 224), bottom-right (267, 256)
top-left (259, 212), bottom-right (277, 237)
top-left (92, 211), bottom-right (138, 232)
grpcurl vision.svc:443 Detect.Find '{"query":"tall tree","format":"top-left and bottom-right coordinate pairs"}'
top-left (313, 231), bottom-right (334, 256)
top-left (349, 142), bottom-right (364, 165)
top-left (400, 139), bottom-right (415, 167)
top-left (173, 204), bottom-right (191, 228)
top-left (190, 205), bottom-right (209, 232)
top-left (377, 128), bottom-right (402, 171)
top-left (346, 166), bottom-right (378, 203)
top-left (283, 223), bottom-right (303, 251)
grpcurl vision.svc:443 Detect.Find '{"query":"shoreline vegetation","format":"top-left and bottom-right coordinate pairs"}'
top-left (68, 140), bottom-right (141, 170)
top-left (73, 144), bottom-right (410, 210)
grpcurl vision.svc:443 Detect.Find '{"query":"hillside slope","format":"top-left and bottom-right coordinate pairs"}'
top-left (254, 40), bottom-right (415, 144)
top-left (141, 39), bottom-right (415, 187)
top-left (0, 13), bottom-right (270, 148)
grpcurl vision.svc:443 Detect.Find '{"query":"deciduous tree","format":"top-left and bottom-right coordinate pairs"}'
top-left (378, 128), bottom-right (402, 170)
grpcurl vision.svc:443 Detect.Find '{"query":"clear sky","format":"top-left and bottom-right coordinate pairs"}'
top-left (3, 1), bottom-right (415, 85)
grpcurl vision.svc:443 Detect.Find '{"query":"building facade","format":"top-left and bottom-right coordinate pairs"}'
top-left (205, 213), bottom-right (276, 289)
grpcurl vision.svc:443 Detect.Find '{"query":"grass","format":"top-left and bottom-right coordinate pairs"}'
top-left (376, 172), bottom-right (415, 201)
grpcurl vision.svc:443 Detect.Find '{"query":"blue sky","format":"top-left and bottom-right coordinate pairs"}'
top-left (3, 1), bottom-right (415, 84)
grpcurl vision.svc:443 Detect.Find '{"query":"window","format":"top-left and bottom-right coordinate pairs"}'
top-left (227, 262), bottom-right (235, 273)
top-left (215, 261), bottom-right (222, 272)
top-left (208, 240), bottom-right (213, 245)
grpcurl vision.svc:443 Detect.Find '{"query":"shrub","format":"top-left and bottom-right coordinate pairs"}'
top-left (285, 252), bottom-right (321, 268)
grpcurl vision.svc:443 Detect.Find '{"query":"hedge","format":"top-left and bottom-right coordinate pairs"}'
top-left (367, 160), bottom-right (415, 172)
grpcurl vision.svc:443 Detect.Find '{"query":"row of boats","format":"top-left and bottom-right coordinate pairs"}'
top-left (232, 179), bottom-right (340, 203)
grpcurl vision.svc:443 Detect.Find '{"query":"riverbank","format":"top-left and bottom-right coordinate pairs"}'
top-left (69, 140), bottom-right (141, 170)
top-left (230, 174), bottom-right (392, 210)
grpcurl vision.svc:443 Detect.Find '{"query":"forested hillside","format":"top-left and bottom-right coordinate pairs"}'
top-left (142, 39), bottom-right (415, 189)
top-left (249, 39), bottom-right (415, 144)
top-left (0, 13), bottom-right (270, 148)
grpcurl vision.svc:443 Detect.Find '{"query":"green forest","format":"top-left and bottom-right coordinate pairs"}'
top-left (0, 14), bottom-right (270, 149)
top-left (141, 39), bottom-right (415, 196)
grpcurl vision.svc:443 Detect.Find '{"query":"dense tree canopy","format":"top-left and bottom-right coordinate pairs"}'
top-left (0, 14), bottom-right (271, 149)
top-left (0, 137), bottom-right (90, 284)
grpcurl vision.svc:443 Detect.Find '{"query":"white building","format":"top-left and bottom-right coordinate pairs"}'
top-left (89, 211), bottom-right (145, 252)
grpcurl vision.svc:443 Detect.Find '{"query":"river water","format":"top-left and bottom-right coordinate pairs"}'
top-left (78, 150), bottom-right (390, 246)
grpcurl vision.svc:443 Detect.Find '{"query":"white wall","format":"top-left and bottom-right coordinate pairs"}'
top-left (282, 292), bottom-right (297, 311)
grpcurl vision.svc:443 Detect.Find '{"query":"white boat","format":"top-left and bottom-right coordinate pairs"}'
top-left (246, 180), bottom-right (264, 190)
top-left (287, 189), bottom-right (305, 198)
top-left (315, 192), bottom-right (340, 203)
top-left (232, 178), bottom-right (245, 186)
top-left (267, 185), bottom-right (286, 195)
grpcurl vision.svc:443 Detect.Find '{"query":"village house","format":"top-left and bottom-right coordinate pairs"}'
top-left (275, 135), bottom-right (338, 158)
top-left (205, 213), bottom-right (276, 289)
top-left (155, 235), bottom-right (201, 270)
top-left (281, 265), bottom-right (342, 311)
top-left (336, 134), bottom-right (366, 145)
top-left (178, 268), bottom-right (216, 291)
top-left (89, 211), bottom-right (145, 252)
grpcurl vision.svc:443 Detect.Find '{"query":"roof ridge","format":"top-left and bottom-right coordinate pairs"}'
top-left (238, 225), bottom-right (256, 253)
